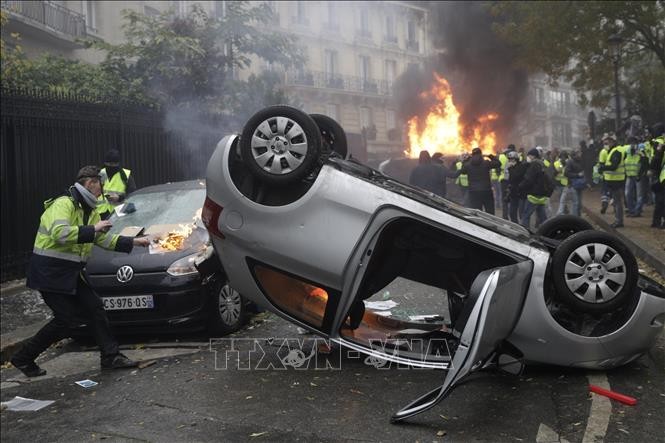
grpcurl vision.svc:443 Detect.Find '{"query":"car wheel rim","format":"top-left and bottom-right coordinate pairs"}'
top-left (250, 116), bottom-right (308, 175)
top-left (219, 284), bottom-right (242, 324)
top-left (563, 243), bottom-right (627, 304)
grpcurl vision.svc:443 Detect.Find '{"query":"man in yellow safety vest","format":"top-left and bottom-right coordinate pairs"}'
top-left (98, 149), bottom-right (136, 220)
top-left (598, 136), bottom-right (627, 228)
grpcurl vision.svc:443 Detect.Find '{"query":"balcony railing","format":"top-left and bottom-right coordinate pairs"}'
top-left (383, 35), bottom-right (398, 45)
top-left (406, 39), bottom-right (419, 53)
top-left (1, 0), bottom-right (87, 39)
top-left (285, 70), bottom-right (394, 96)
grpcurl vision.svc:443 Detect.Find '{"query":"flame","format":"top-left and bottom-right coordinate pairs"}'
top-left (157, 223), bottom-right (194, 251)
top-left (406, 74), bottom-right (499, 158)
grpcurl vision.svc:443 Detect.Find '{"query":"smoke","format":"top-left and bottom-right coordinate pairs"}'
top-left (395, 2), bottom-right (529, 149)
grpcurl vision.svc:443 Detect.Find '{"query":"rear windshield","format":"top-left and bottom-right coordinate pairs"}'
top-left (106, 188), bottom-right (205, 235)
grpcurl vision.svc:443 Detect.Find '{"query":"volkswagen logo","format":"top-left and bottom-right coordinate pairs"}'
top-left (116, 265), bottom-right (134, 283)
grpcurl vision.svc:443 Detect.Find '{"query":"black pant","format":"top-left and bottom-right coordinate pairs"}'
top-left (468, 190), bottom-right (495, 215)
top-left (653, 188), bottom-right (665, 227)
top-left (13, 276), bottom-right (118, 363)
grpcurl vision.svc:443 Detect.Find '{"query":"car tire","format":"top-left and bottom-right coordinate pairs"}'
top-left (537, 215), bottom-right (593, 241)
top-left (240, 105), bottom-right (322, 185)
top-left (310, 113), bottom-right (348, 159)
top-left (207, 279), bottom-right (247, 336)
top-left (551, 230), bottom-right (638, 314)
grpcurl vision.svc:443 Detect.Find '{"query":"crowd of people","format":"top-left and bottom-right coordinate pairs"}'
top-left (409, 123), bottom-right (665, 231)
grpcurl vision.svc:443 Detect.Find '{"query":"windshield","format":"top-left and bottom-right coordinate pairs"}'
top-left (107, 188), bottom-right (206, 235)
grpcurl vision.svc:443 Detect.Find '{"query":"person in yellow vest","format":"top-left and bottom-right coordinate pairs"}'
top-left (519, 148), bottom-right (550, 229)
top-left (598, 137), bottom-right (626, 228)
top-left (10, 166), bottom-right (150, 377)
top-left (597, 133), bottom-right (615, 214)
top-left (624, 137), bottom-right (646, 218)
top-left (498, 144), bottom-right (514, 220)
top-left (455, 153), bottom-right (470, 206)
top-left (98, 149), bottom-right (136, 220)
top-left (555, 151), bottom-right (575, 216)
top-left (648, 123), bottom-right (665, 229)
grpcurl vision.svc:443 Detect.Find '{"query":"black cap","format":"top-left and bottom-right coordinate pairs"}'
top-left (104, 149), bottom-right (120, 164)
top-left (471, 147), bottom-right (482, 156)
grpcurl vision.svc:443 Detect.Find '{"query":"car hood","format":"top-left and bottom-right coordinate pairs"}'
top-left (86, 230), bottom-right (208, 275)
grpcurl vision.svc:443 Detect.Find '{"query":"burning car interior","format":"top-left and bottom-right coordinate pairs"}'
top-left (340, 217), bottom-right (519, 360)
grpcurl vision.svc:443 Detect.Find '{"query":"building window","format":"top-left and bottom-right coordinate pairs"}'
top-left (407, 20), bottom-right (419, 51)
top-left (552, 122), bottom-right (572, 147)
top-left (534, 87), bottom-right (546, 112)
top-left (325, 2), bottom-right (338, 29)
top-left (176, 0), bottom-right (189, 17)
top-left (385, 14), bottom-right (396, 43)
top-left (359, 7), bottom-right (370, 36)
top-left (360, 107), bottom-right (373, 129)
top-left (326, 104), bottom-right (340, 121)
top-left (386, 109), bottom-right (396, 130)
top-left (385, 60), bottom-right (396, 85)
top-left (359, 55), bottom-right (371, 82)
top-left (549, 90), bottom-right (570, 115)
top-left (294, 2), bottom-right (308, 25)
top-left (324, 50), bottom-right (338, 77)
top-left (85, 1), bottom-right (97, 31)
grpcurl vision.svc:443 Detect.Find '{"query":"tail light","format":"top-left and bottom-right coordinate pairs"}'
top-left (202, 196), bottom-right (224, 239)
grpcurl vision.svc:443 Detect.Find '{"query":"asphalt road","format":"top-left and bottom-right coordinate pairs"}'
top-left (1, 311), bottom-right (664, 443)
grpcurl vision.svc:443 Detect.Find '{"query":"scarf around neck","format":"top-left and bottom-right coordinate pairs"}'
top-left (74, 182), bottom-right (99, 209)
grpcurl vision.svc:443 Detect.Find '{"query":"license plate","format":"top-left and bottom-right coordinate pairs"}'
top-left (103, 295), bottom-right (154, 310)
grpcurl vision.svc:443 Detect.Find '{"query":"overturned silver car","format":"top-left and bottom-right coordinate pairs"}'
top-left (203, 105), bottom-right (665, 422)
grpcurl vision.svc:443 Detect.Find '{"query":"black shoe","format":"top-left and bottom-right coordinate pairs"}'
top-left (11, 357), bottom-right (46, 377)
top-left (101, 353), bottom-right (138, 369)
top-left (611, 222), bottom-right (624, 228)
top-left (600, 202), bottom-right (608, 214)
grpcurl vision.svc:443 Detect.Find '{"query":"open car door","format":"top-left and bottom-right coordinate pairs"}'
top-left (391, 261), bottom-right (532, 422)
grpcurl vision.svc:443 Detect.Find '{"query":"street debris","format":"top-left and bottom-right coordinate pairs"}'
top-left (138, 360), bottom-right (157, 369)
top-left (1, 396), bottom-right (54, 411)
top-left (250, 432), bottom-right (268, 438)
top-left (75, 379), bottom-right (98, 388)
top-left (437, 430), bottom-right (447, 437)
top-left (589, 384), bottom-right (637, 406)
top-left (365, 300), bottom-right (398, 310)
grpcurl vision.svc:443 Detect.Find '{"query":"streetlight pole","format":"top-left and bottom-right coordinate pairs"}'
top-left (608, 34), bottom-right (622, 135)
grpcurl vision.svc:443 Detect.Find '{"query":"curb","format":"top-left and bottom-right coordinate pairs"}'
top-left (583, 206), bottom-right (665, 277)
top-left (0, 279), bottom-right (28, 298)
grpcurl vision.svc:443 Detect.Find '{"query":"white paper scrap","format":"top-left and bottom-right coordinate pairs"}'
top-left (375, 311), bottom-right (392, 317)
top-left (365, 300), bottom-right (398, 310)
top-left (75, 379), bottom-right (98, 388)
top-left (114, 204), bottom-right (127, 217)
top-left (1, 396), bottom-right (54, 411)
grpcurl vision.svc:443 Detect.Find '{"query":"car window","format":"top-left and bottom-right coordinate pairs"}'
top-left (106, 188), bottom-right (206, 235)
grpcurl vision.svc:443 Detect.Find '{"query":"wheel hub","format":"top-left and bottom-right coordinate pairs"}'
top-left (585, 263), bottom-right (606, 282)
top-left (269, 136), bottom-right (289, 154)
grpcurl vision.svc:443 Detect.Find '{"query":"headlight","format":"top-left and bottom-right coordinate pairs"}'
top-left (167, 252), bottom-right (201, 276)
top-left (166, 246), bottom-right (215, 276)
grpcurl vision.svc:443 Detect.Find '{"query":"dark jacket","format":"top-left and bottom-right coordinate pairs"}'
top-left (459, 155), bottom-right (501, 192)
top-left (409, 163), bottom-right (457, 197)
top-left (564, 158), bottom-right (583, 186)
top-left (508, 162), bottom-right (529, 198)
top-left (518, 160), bottom-right (547, 197)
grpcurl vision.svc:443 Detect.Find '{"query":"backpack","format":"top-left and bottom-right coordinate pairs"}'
top-left (541, 163), bottom-right (556, 197)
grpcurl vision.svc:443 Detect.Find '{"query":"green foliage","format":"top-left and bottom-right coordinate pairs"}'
top-left (490, 1), bottom-right (665, 120)
top-left (86, 2), bottom-right (304, 114)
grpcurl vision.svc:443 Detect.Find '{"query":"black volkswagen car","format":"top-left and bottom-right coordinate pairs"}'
top-left (84, 180), bottom-right (248, 335)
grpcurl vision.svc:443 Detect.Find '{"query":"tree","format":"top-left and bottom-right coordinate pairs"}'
top-left (87, 3), bottom-right (304, 117)
top-left (490, 1), bottom-right (665, 123)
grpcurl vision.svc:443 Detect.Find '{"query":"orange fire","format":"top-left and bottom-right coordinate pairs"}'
top-left (406, 74), bottom-right (499, 158)
top-left (157, 223), bottom-right (194, 251)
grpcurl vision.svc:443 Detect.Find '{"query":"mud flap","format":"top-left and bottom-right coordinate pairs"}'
top-left (391, 261), bottom-right (532, 422)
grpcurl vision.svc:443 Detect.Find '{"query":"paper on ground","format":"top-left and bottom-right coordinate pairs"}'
top-left (1, 396), bottom-right (54, 411)
top-left (114, 204), bottom-right (127, 217)
top-left (75, 379), bottom-right (98, 388)
top-left (365, 300), bottom-right (398, 310)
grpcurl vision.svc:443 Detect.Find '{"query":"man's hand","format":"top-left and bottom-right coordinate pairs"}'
top-left (106, 193), bottom-right (120, 204)
top-left (132, 236), bottom-right (150, 247)
top-left (94, 220), bottom-right (112, 233)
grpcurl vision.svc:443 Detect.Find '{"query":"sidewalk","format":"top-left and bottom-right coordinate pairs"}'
top-left (578, 187), bottom-right (665, 277)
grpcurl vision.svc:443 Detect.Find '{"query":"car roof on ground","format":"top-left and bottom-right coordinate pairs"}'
top-left (131, 179), bottom-right (206, 195)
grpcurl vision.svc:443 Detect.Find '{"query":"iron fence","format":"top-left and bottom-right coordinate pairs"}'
top-left (0, 88), bottom-right (223, 281)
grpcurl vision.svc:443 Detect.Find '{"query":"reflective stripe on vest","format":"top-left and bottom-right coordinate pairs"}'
top-left (527, 195), bottom-right (548, 205)
top-left (554, 159), bottom-right (568, 186)
top-left (456, 161), bottom-right (468, 187)
top-left (603, 146), bottom-right (625, 181)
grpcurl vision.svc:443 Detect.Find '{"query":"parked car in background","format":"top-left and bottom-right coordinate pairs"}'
top-left (85, 180), bottom-right (249, 336)
top-left (203, 105), bottom-right (665, 422)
